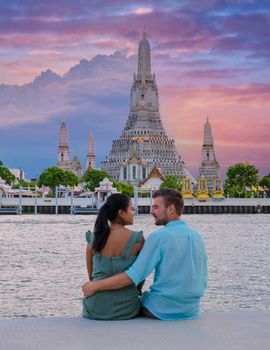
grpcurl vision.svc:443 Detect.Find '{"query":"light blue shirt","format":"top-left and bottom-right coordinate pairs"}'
top-left (125, 220), bottom-right (208, 320)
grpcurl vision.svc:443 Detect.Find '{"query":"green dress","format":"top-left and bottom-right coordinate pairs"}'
top-left (83, 230), bottom-right (143, 320)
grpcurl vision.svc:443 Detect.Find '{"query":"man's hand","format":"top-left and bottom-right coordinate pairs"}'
top-left (81, 273), bottom-right (133, 297)
top-left (82, 280), bottom-right (97, 297)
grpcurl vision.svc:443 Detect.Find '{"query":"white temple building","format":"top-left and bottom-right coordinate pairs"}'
top-left (94, 177), bottom-right (117, 208)
top-left (101, 32), bottom-right (194, 184)
top-left (199, 118), bottom-right (220, 191)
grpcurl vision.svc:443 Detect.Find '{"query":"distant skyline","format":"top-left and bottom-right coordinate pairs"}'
top-left (0, 0), bottom-right (269, 179)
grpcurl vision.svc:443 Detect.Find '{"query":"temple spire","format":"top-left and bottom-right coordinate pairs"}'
top-left (57, 121), bottom-right (70, 170)
top-left (59, 121), bottom-right (68, 146)
top-left (137, 31), bottom-right (151, 75)
top-left (203, 117), bottom-right (213, 145)
top-left (86, 131), bottom-right (96, 170)
top-left (199, 118), bottom-right (220, 191)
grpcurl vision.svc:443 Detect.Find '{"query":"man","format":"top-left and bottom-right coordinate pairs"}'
top-left (82, 189), bottom-right (207, 320)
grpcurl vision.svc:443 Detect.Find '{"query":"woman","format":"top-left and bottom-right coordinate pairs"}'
top-left (82, 193), bottom-right (144, 320)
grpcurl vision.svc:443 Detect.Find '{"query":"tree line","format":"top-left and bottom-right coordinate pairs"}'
top-left (1, 160), bottom-right (269, 198)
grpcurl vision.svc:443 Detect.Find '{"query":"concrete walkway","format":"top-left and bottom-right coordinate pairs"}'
top-left (1, 310), bottom-right (269, 350)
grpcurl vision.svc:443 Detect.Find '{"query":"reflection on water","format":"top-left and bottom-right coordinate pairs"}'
top-left (0, 214), bottom-right (269, 318)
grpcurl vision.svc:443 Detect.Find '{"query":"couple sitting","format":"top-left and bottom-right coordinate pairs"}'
top-left (82, 189), bottom-right (207, 320)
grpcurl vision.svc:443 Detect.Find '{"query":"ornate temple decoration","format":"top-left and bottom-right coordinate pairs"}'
top-left (197, 176), bottom-right (209, 201)
top-left (182, 177), bottom-right (194, 199)
top-left (212, 178), bottom-right (225, 199)
top-left (141, 165), bottom-right (165, 190)
top-left (119, 141), bottom-right (149, 185)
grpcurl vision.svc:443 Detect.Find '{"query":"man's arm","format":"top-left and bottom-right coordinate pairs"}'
top-left (82, 234), bottom-right (161, 297)
top-left (82, 273), bottom-right (132, 297)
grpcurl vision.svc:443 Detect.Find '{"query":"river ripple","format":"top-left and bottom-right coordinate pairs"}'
top-left (0, 214), bottom-right (269, 318)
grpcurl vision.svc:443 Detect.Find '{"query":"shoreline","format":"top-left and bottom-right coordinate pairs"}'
top-left (1, 197), bottom-right (270, 214)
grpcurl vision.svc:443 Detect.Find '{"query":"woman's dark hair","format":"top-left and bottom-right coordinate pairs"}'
top-left (92, 193), bottom-right (131, 252)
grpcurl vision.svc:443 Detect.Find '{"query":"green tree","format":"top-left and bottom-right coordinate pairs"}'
top-left (160, 175), bottom-right (182, 191)
top-left (260, 173), bottom-right (270, 197)
top-left (113, 181), bottom-right (134, 197)
top-left (38, 166), bottom-right (79, 190)
top-left (12, 179), bottom-right (37, 189)
top-left (260, 173), bottom-right (270, 188)
top-left (224, 162), bottom-right (259, 197)
top-left (82, 169), bottom-right (111, 191)
top-left (0, 160), bottom-right (16, 185)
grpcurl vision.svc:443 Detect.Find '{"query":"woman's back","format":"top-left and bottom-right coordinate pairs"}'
top-left (99, 226), bottom-right (141, 257)
top-left (83, 229), bottom-right (143, 320)
top-left (82, 193), bottom-right (144, 320)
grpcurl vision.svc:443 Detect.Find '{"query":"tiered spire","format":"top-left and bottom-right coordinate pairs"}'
top-left (199, 118), bottom-right (220, 191)
top-left (59, 121), bottom-right (68, 146)
top-left (57, 121), bottom-right (70, 170)
top-left (203, 117), bottom-right (213, 145)
top-left (123, 32), bottom-right (163, 135)
top-left (86, 131), bottom-right (96, 170)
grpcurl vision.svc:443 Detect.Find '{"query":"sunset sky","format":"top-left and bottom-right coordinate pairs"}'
top-left (0, 0), bottom-right (269, 179)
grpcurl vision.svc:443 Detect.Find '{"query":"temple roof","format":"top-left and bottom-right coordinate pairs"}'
top-left (71, 154), bottom-right (82, 167)
top-left (143, 165), bottom-right (165, 184)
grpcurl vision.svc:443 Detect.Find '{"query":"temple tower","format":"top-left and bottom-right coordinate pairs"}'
top-left (199, 118), bottom-right (220, 191)
top-left (86, 131), bottom-right (96, 170)
top-left (57, 121), bottom-right (70, 170)
top-left (101, 32), bottom-right (193, 183)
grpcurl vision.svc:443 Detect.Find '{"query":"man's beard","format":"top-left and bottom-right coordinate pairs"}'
top-left (154, 217), bottom-right (168, 226)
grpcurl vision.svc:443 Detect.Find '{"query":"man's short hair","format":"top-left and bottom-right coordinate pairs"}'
top-left (153, 189), bottom-right (184, 215)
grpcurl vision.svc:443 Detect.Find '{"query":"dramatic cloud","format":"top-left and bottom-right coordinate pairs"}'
top-left (0, 0), bottom-right (269, 178)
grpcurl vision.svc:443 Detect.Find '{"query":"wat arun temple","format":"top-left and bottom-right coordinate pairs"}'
top-left (57, 33), bottom-right (220, 190)
top-left (100, 33), bottom-right (195, 184)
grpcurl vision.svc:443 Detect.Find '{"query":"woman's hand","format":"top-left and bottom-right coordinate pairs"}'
top-left (81, 280), bottom-right (97, 297)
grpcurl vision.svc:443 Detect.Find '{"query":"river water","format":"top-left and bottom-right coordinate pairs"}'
top-left (0, 214), bottom-right (269, 318)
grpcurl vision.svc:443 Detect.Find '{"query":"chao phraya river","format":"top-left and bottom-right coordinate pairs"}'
top-left (0, 214), bottom-right (269, 318)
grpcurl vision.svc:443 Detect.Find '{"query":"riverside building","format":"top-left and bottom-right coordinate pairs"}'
top-left (101, 32), bottom-right (194, 185)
